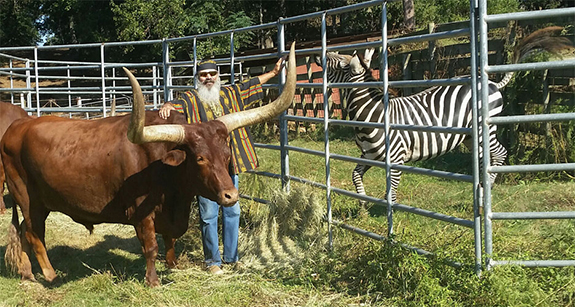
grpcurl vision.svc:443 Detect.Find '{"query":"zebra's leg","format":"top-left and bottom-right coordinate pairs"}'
top-left (464, 130), bottom-right (507, 205)
top-left (352, 163), bottom-right (372, 206)
top-left (488, 135), bottom-right (507, 185)
top-left (387, 167), bottom-right (402, 204)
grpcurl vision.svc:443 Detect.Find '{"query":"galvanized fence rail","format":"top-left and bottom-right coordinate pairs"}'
top-left (1, 0), bottom-right (573, 274)
top-left (0, 43), bottom-right (164, 118)
top-left (477, 3), bottom-right (575, 269)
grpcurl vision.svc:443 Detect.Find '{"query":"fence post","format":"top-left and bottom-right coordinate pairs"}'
top-left (68, 65), bottom-right (72, 118)
top-left (542, 69), bottom-right (553, 139)
top-left (162, 38), bottom-right (173, 102)
top-left (100, 43), bottom-right (107, 118)
top-left (33, 47), bottom-right (40, 117)
top-left (277, 18), bottom-right (290, 192)
top-left (193, 37), bottom-right (197, 90)
top-left (152, 66), bottom-right (158, 109)
top-left (428, 22), bottom-right (436, 79)
top-left (230, 31), bottom-right (235, 85)
top-left (111, 67), bottom-right (116, 117)
top-left (320, 11), bottom-right (334, 250)
top-left (469, 0), bottom-right (483, 276)
top-left (9, 59), bottom-right (14, 105)
top-left (26, 60), bottom-right (31, 109)
top-left (402, 53), bottom-right (412, 96)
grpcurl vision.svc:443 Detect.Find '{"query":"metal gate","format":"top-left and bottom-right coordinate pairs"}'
top-left (1, 0), bottom-right (574, 274)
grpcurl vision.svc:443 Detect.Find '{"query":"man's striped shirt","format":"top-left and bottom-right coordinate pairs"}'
top-left (170, 77), bottom-right (264, 174)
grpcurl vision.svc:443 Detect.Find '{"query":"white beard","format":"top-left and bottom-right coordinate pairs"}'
top-left (196, 77), bottom-right (221, 105)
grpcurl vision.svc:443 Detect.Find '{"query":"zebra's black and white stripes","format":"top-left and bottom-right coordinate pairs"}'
top-left (318, 50), bottom-right (507, 203)
top-left (317, 27), bottom-right (570, 204)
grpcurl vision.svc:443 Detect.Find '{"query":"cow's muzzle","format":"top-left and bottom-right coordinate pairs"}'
top-left (218, 188), bottom-right (239, 207)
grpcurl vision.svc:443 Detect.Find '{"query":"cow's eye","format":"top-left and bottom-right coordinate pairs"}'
top-left (197, 156), bottom-right (206, 163)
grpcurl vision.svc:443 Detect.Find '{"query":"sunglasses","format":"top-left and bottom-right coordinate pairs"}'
top-left (199, 71), bottom-right (217, 78)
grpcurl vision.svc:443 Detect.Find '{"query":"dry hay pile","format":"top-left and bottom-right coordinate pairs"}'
top-left (238, 184), bottom-right (327, 272)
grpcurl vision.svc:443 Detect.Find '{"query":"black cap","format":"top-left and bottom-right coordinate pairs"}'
top-left (197, 60), bottom-right (217, 73)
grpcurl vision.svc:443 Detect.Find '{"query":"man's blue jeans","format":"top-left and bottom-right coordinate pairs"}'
top-left (198, 174), bottom-right (240, 268)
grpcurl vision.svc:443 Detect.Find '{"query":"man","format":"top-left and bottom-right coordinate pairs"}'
top-left (159, 57), bottom-right (284, 275)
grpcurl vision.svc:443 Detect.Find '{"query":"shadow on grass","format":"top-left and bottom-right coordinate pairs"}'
top-left (48, 235), bottom-right (145, 284)
top-left (0, 232), bottom-right (197, 287)
top-left (368, 205), bottom-right (387, 217)
top-left (414, 149), bottom-right (472, 175)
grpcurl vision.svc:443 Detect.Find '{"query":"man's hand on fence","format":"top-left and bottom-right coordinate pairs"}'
top-left (272, 56), bottom-right (286, 76)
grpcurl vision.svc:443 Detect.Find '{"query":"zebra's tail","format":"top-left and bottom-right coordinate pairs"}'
top-left (495, 26), bottom-right (574, 90)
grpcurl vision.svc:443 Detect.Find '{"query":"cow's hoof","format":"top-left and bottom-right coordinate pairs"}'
top-left (20, 274), bottom-right (37, 283)
top-left (147, 279), bottom-right (160, 288)
top-left (166, 260), bottom-right (178, 269)
top-left (43, 270), bottom-right (58, 283)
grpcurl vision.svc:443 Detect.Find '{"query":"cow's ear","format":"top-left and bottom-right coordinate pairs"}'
top-left (162, 149), bottom-right (186, 166)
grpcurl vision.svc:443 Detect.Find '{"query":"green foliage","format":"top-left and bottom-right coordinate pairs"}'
top-left (250, 140), bottom-right (575, 306)
top-left (309, 123), bottom-right (356, 142)
top-left (39, 0), bottom-right (117, 45)
top-left (270, 233), bottom-right (575, 306)
top-left (183, 1), bottom-right (254, 59)
top-left (109, 0), bottom-right (254, 61)
top-left (111, 0), bottom-right (187, 42)
top-left (415, 0), bottom-right (520, 27)
top-left (520, 0), bottom-right (571, 10)
top-left (0, 0), bottom-right (39, 47)
top-left (110, 0), bottom-right (187, 61)
top-left (501, 50), bottom-right (575, 182)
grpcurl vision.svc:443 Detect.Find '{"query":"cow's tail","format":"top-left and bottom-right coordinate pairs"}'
top-left (496, 26), bottom-right (574, 90)
top-left (4, 206), bottom-right (23, 276)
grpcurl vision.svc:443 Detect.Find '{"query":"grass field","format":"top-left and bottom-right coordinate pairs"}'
top-left (1, 137), bottom-right (574, 306)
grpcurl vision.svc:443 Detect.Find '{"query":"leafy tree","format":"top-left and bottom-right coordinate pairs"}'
top-left (403, 0), bottom-right (415, 30)
top-left (520, 0), bottom-right (574, 10)
top-left (0, 0), bottom-right (39, 47)
top-left (110, 0), bottom-right (254, 61)
top-left (111, 0), bottom-right (186, 42)
top-left (110, 0), bottom-right (187, 61)
top-left (415, 0), bottom-right (520, 26)
top-left (181, 0), bottom-right (254, 59)
top-left (39, 0), bottom-right (117, 45)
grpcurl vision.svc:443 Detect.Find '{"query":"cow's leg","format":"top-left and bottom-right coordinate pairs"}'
top-left (24, 207), bottom-right (57, 282)
top-left (135, 217), bottom-right (160, 287)
top-left (18, 222), bottom-right (35, 281)
top-left (162, 235), bottom-right (178, 268)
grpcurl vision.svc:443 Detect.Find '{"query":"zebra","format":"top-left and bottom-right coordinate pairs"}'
top-left (316, 27), bottom-right (572, 204)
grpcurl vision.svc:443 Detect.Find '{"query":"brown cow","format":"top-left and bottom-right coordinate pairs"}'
top-left (2, 43), bottom-right (296, 287)
top-left (0, 102), bottom-right (29, 214)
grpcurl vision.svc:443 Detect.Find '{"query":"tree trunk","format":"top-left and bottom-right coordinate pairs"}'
top-left (402, 0), bottom-right (415, 31)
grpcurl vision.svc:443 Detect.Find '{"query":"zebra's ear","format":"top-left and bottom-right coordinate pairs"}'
top-left (363, 48), bottom-right (375, 67)
top-left (349, 55), bottom-right (365, 75)
top-left (314, 55), bottom-right (322, 66)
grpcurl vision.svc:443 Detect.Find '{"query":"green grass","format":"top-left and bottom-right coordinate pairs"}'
top-left (1, 138), bottom-right (575, 306)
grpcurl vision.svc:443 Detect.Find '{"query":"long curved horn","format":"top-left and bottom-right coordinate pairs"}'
top-left (124, 67), bottom-right (186, 144)
top-left (217, 42), bottom-right (297, 132)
